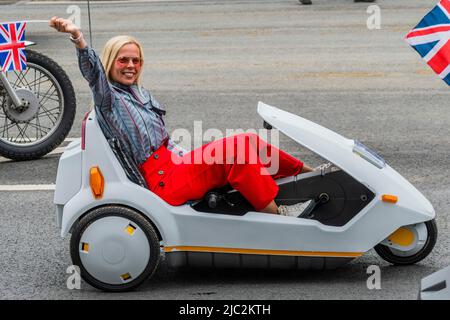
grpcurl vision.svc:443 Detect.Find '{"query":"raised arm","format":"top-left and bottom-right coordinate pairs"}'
top-left (49, 17), bottom-right (112, 111)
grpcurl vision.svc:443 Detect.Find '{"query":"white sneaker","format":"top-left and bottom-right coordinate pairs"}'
top-left (314, 162), bottom-right (339, 175)
top-left (278, 200), bottom-right (313, 217)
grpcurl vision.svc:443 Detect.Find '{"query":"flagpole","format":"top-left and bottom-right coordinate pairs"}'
top-left (1, 20), bottom-right (49, 24)
top-left (87, 0), bottom-right (93, 47)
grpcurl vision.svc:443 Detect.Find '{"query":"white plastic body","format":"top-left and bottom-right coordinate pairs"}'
top-left (54, 103), bottom-right (435, 256)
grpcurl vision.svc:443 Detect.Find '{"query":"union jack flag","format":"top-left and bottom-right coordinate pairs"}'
top-left (405, 0), bottom-right (450, 85)
top-left (0, 21), bottom-right (27, 72)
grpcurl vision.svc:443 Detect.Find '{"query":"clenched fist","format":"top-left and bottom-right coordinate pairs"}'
top-left (49, 16), bottom-right (86, 48)
top-left (49, 16), bottom-right (81, 38)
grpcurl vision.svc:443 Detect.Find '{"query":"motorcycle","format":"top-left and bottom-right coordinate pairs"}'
top-left (0, 41), bottom-right (76, 160)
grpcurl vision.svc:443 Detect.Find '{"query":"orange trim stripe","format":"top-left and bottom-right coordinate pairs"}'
top-left (163, 246), bottom-right (362, 258)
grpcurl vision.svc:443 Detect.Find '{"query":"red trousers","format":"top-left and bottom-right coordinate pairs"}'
top-left (139, 133), bottom-right (303, 211)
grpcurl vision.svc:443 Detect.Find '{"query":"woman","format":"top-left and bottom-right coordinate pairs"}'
top-left (49, 17), bottom-right (315, 216)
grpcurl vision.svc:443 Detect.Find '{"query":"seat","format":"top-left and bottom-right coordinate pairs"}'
top-left (95, 108), bottom-right (148, 189)
top-left (95, 108), bottom-right (251, 214)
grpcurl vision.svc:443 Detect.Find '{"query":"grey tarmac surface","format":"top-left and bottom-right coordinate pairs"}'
top-left (0, 0), bottom-right (449, 299)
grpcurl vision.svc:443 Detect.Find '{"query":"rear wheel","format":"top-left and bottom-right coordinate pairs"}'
top-left (374, 219), bottom-right (437, 265)
top-left (70, 206), bottom-right (160, 292)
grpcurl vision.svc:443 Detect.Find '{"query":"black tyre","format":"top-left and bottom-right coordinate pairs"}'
top-left (70, 206), bottom-right (160, 292)
top-left (0, 49), bottom-right (76, 160)
top-left (374, 219), bottom-right (437, 265)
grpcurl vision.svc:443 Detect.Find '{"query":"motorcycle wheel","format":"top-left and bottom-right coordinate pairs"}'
top-left (0, 49), bottom-right (76, 161)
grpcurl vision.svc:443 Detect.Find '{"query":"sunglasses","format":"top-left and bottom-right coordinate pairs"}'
top-left (116, 56), bottom-right (142, 66)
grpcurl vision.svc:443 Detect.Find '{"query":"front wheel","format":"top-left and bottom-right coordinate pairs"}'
top-left (70, 206), bottom-right (161, 292)
top-left (0, 49), bottom-right (76, 160)
top-left (374, 219), bottom-right (437, 265)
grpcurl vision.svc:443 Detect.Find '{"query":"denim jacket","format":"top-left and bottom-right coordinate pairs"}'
top-left (77, 46), bottom-right (185, 166)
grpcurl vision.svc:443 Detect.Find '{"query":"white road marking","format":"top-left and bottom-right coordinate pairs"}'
top-left (0, 137), bottom-right (79, 162)
top-left (47, 146), bottom-right (67, 155)
top-left (64, 138), bottom-right (80, 142)
top-left (1, 137), bottom-right (79, 143)
top-left (0, 137), bottom-right (79, 191)
top-left (0, 184), bottom-right (55, 191)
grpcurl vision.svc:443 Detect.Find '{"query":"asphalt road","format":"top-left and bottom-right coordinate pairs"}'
top-left (1, 0), bottom-right (450, 300)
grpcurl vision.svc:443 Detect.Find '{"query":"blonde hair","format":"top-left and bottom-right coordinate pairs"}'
top-left (100, 35), bottom-right (144, 86)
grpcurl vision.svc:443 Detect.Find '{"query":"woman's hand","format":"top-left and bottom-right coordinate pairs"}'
top-left (49, 16), bottom-right (81, 38)
top-left (49, 16), bottom-right (86, 48)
